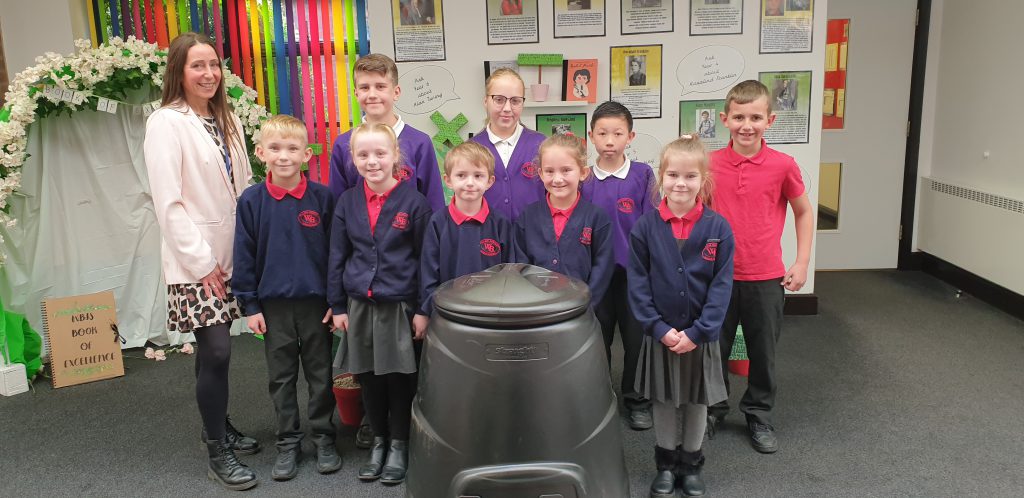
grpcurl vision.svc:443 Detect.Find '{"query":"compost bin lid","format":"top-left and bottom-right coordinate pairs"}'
top-left (433, 264), bottom-right (591, 327)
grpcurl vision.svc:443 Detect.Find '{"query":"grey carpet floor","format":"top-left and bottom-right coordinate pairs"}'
top-left (1, 270), bottom-right (1022, 497)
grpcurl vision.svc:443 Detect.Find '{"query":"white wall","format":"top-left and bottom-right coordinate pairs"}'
top-left (367, 0), bottom-right (827, 294)
top-left (914, 0), bottom-right (1024, 293)
top-left (0, 0), bottom-right (78, 76)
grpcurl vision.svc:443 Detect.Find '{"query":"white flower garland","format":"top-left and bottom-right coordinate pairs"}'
top-left (0, 37), bottom-right (269, 262)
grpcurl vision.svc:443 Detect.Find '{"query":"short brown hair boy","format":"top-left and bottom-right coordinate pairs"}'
top-left (443, 141), bottom-right (495, 177)
top-left (724, 79), bottom-right (772, 114)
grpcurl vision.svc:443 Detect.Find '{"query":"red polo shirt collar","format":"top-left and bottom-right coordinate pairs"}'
top-left (722, 139), bottom-right (769, 166)
top-left (547, 193), bottom-right (580, 240)
top-left (363, 180), bottom-right (400, 203)
top-left (265, 172), bottom-right (308, 200)
top-left (449, 198), bottom-right (491, 225)
top-left (658, 198), bottom-right (704, 239)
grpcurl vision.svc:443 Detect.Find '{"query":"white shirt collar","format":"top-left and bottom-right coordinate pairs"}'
top-left (592, 156), bottom-right (631, 180)
top-left (392, 115), bottom-right (406, 137)
top-left (486, 123), bottom-right (524, 147)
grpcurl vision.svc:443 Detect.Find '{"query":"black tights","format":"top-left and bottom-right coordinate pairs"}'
top-left (356, 372), bottom-right (416, 441)
top-left (194, 322), bottom-right (232, 440)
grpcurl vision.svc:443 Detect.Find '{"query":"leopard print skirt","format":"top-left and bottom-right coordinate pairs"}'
top-left (166, 282), bottom-right (241, 332)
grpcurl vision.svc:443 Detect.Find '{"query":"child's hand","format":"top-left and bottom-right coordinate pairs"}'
top-left (660, 329), bottom-right (681, 348)
top-left (783, 262), bottom-right (808, 291)
top-left (247, 313), bottom-right (267, 336)
top-left (332, 313), bottom-right (349, 332)
top-left (412, 314), bottom-right (429, 340)
top-left (322, 309), bottom-right (334, 332)
top-left (670, 332), bottom-right (697, 354)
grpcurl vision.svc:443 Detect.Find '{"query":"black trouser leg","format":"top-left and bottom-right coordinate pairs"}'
top-left (386, 373), bottom-right (416, 441)
top-left (357, 372), bottom-right (390, 439)
top-left (294, 299), bottom-right (337, 448)
top-left (595, 267), bottom-right (650, 410)
top-left (709, 285), bottom-right (741, 419)
top-left (262, 300), bottom-right (304, 451)
top-left (195, 322), bottom-right (232, 440)
top-left (737, 279), bottom-right (784, 426)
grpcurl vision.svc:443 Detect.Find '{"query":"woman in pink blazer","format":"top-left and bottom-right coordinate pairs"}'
top-left (143, 32), bottom-right (258, 491)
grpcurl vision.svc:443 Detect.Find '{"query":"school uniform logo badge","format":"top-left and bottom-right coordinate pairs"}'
top-left (702, 239), bottom-right (719, 261)
top-left (297, 210), bottom-right (320, 227)
top-left (616, 198), bottom-right (635, 214)
top-left (480, 238), bottom-right (501, 257)
top-left (395, 165), bottom-right (414, 182)
top-left (392, 212), bottom-right (410, 230)
top-left (580, 227), bottom-right (593, 245)
top-left (520, 161), bottom-right (538, 178)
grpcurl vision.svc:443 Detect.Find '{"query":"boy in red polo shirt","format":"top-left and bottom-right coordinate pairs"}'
top-left (706, 80), bottom-right (814, 454)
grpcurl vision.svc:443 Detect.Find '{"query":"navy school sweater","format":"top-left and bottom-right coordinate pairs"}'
top-left (513, 198), bottom-right (614, 306)
top-left (627, 207), bottom-right (735, 343)
top-left (232, 179), bottom-right (335, 316)
top-left (418, 205), bottom-right (515, 316)
top-left (327, 180), bottom-right (432, 315)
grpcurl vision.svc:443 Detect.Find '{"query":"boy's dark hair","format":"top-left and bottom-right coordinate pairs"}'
top-left (590, 100), bottom-right (633, 131)
top-left (573, 68), bottom-right (591, 82)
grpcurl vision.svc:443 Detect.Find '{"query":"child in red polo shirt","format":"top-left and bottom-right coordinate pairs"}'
top-left (706, 80), bottom-right (814, 454)
top-left (233, 115), bottom-right (341, 481)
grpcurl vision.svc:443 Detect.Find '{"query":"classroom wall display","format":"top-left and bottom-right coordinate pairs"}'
top-left (537, 113), bottom-right (589, 145)
top-left (760, 0), bottom-right (814, 53)
top-left (679, 99), bottom-right (728, 151)
top-left (395, 65), bottom-right (460, 115)
top-left (760, 70), bottom-right (812, 143)
top-left (822, 18), bottom-right (849, 129)
top-left (676, 45), bottom-right (745, 96)
top-left (690, 0), bottom-right (743, 36)
top-left (563, 59), bottom-right (599, 103)
top-left (553, 0), bottom-right (606, 38)
top-left (622, 0), bottom-right (673, 35)
top-left (392, 0), bottom-right (446, 61)
top-left (610, 44), bottom-right (663, 119)
top-left (486, 0), bottom-right (539, 44)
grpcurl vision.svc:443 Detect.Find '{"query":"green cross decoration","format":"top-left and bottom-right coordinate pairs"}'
top-left (430, 111), bottom-right (469, 204)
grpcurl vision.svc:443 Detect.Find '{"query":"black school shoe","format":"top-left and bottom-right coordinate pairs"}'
top-left (201, 417), bottom-right (261, 455)
top-left (748, 422), bottom-right (778, 454)
top-left (705, 412), bottom-right (726, 439)
top-left (629, 406), bottom-right (654, 431)
top-left (316, 444), bottom-right (343, 474)
top-left (354, 422), bottom-right (374, 449)
top-left (272, 448), bottom-right (300, 481)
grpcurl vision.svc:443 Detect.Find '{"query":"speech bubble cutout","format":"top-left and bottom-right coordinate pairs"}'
top-left (396, 65), bottom-right (460, 115)
top-left (625, 133), bottom-right (664, 171)
top-left (677, 45), bottom-right (745, 96)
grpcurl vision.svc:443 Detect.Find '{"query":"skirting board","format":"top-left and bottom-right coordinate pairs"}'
top-left (907, 252), bottom-right (1024, 323)
top-left (784, 294), bottom-right (818, 315)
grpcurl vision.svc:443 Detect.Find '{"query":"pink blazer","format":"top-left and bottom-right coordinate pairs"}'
top-left (144, 103), bottom-right (253, 285)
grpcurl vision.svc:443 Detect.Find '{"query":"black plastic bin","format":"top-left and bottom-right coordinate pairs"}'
top-left (407, 264), bottom-right (629, 498)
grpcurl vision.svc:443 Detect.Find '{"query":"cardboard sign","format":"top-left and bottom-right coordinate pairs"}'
top-left (42, 291), bottom-right (125, 388)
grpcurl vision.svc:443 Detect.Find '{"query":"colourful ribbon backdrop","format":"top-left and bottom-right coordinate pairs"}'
top-left (87, 0), bottom-right (369, 184)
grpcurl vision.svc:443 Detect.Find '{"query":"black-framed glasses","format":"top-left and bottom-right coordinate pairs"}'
top-left (489, 95), bottom-right (526, 108)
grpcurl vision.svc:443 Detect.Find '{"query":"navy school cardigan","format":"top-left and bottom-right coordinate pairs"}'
top-left (418, 207), bottom-right (515, 316)
top-left (627, 207), bottom-right (735, 343)
top-left (327, 180), bottom-right (432, 315)
top-left (512, 198), bottom-right (614, 306)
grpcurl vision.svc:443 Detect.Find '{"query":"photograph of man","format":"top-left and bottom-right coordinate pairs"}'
top-left (628, 56), bottom-right (646, 86)
top-left (764, 0), bottom-right (785, 16)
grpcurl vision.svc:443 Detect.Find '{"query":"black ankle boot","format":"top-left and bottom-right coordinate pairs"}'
top-left (205, 438), bottom-right (258, 491)
top-left (380, 439), bottom-right (409, 485)
top-left (200, 417), bottom-right (261, 455)
top-left (358, 437), bottom-right (388, 481)
top-left (650, 446), bottom-right (677, 497)
top-left (677, 447), bottom-right (706, 497)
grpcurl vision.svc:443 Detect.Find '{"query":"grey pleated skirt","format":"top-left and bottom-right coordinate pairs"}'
top-left (634, 335), bottom-right (728, 407)
top-left (332, 299), bottom-right (417, 375)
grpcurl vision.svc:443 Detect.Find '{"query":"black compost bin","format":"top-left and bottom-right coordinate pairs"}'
top-left (406, 263), bottom-right (628, 498)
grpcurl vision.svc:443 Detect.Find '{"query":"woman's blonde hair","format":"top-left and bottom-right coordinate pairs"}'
top-left (658, 134), bottom-right (713, 206)
top-left (349, 122), bottom-right (403, 175)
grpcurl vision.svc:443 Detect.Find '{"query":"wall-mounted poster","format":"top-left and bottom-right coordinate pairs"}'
top-left (553, 0), bottom-right (606, 38)
top-left (679, 99), bottom-right (728, 151)
top-left (760, 0), bottom-right (814, 53)
top-left (537, 113), bottom-right (589, 145)
top-left (486, 0), bottom-right (539, 44)
top-left (392, 0), bottom-right (446, 62)
top-left (823, 18), bottom-right (849, 129)
top-left (690, 0), bottom-right (743, 36)
top-left (484, 60), bottom-right (521, 80)
top-left (759, 70), bottom-right (812, 143)
top-left (622, 0), bottom-right (673, 35)
top-left (562, 59), bottom-right (598, 103)
top-left (610, 44), bottom-right (662, 119)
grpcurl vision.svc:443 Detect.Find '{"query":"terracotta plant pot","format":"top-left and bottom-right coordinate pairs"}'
top-left (332, 373), bottom-right (363, 426)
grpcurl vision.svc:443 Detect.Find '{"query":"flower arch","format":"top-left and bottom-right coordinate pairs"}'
top-left (0, 37), bottom-right (270, 262)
